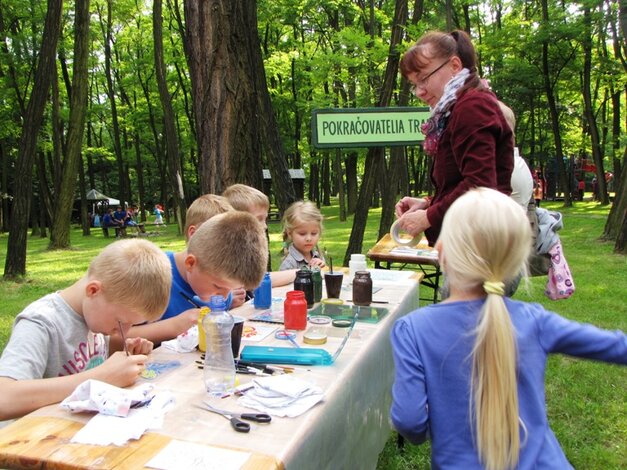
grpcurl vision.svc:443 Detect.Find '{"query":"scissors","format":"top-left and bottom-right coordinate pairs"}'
top-left (198, 401), bottom-right (271, 433)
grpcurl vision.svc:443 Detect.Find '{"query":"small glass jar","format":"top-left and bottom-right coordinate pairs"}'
top-left (311, 267), bottom-right (322, 303)
top-left (294, 268), bottom-right (314, 308)
top-left (352, 270), bottom-right (372, 306)
top-left (284, 290), bottom-right (308, 330)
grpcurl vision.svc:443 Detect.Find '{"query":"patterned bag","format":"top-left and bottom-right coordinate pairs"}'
top-left (544, 240), bottom-right (575, 300)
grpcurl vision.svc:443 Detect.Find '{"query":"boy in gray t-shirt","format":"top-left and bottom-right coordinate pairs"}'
top-left (0, 239), bottom-right (171, 422)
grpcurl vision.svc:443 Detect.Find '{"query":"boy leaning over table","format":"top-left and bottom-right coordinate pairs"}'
top-left (125, 209), bottom-right (269, 347)
top-left (222, 183), bottom-right (299, 288)
top-left (0, 239), bottom-right (172, 423)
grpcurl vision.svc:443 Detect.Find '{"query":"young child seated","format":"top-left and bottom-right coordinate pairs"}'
top-left (0, 239), bottom-right (171, 422)
top-left (390, 188), bottom-right (626, 469)
top-left (127, 207), bottom-right (268, 345)
top-left (279, 201), bottom-right (326, 271)
top-left (223, 184), bottom-right (296, 287)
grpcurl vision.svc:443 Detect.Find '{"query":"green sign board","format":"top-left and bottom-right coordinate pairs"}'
top-left (312, 107), bottom-right (430, 149)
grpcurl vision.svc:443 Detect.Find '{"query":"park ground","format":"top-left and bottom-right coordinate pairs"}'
top-left (0, 197), bottom-right (625, 468)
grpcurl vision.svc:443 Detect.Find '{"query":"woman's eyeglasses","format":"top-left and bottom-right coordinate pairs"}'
top-left (410, 60), bottom-right (450, 93)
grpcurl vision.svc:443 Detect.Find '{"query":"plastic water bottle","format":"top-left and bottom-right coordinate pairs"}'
top-left (349, 254), bottom-right (367, 283)
top-left (202, 295), bottom-right (235, 397)
top-left (253, 273), bottom-right (272, 309)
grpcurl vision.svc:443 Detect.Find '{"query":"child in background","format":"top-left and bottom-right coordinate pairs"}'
top-left (223, 184), bottom-right (298, 287)
top-left (279, 201), bottom-right (326, 271)
top-left (0, 239), bottom-right (172, 421)
top-left (153, 204), bottom-right (165, 226)
top-left (390, 188), bottom-right (626, 469)
top-left (222, 183), bottom-right (270, 229)
top-left (127, 206), bottom-right (268, 345)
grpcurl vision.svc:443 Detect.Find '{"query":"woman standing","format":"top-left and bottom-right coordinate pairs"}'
top-left (395, 30), bottom-right (513, 246)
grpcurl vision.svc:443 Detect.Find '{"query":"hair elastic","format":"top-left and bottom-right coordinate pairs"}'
top-left (483, 281), bottom-right (505, 296)
top-left (390, 219), bottom-right (421, 247)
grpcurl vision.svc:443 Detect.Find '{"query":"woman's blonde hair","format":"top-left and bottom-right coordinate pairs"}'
top-left (439, 188), bottom-right (531, 470)
top-left (281, 201), bottom-right (323, 242)
top-left (88, 239), bottom-right (172, 321)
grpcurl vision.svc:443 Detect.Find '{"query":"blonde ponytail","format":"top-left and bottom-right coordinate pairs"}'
top-left (470, 293), bottom-right (520, 470)
top-left (439, 188), bottom-right (532, 470)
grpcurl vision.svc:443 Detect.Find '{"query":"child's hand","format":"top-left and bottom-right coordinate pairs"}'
top-left (178, 308), bottom-right (201, 331)
top-left (99, 351), bottom-right (148, 388)
top-left (230, 287), bottom-right (247, 308)
top-left (310, 258), bottom-right (326, 269)
top-left (125, 337), bottom-right (153, 355)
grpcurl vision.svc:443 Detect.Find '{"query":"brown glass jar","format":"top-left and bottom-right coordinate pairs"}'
top-left (352, 271), bottom-right (372, 306)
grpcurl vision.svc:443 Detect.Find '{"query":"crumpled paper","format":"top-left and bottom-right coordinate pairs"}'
top-left (70, 392), bottom-right (175, 446)
top-left (237, 375), bottom-right (324, 418)
top-left (161, 325), bottom-right (198, 353)
top-left (60, 380), bottom-right (154, 417)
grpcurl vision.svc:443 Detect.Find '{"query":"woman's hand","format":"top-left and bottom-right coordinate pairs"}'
top-left (395, 197), bottom-right (429, 217)
top-left (397, 209), bottom-right (431, 236)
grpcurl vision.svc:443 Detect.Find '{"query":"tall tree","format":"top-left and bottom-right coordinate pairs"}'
top-left (4, 0), bottom-right (63, 279)
top-left (50, 0), bottom-right (91, 249)
top-left (343, 0), bottom-right (407, 266)
top-left (154, 0), bottom-right (186, 233)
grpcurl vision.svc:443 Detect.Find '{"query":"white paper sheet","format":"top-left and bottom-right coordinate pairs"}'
top-left (145, 440), bottom-right (251, 470)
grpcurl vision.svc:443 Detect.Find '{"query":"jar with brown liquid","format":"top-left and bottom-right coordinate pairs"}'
top-left (352, 270), bottom-right (372, 306)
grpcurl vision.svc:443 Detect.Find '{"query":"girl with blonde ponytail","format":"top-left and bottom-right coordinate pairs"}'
top-left (390, 188), bottom-right (626, 469)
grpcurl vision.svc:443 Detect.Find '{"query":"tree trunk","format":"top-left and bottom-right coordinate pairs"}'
top-left (50, 0), bottom-right (91, 249)
top-left (581, 5), bottom-right (609, 206)
top-left (4, 0), bottom-right (63, 279)
top-left (344, 0), bottom-right (407, 265)
top-left (183, 0), bottom-right (266, 196)
top-left (100, 0), bottom-right (125, 203)
top-left (154, 0), bottom-right (186, 234)
top-left (541, 0), bottom-right (571, 206)
top-left (335, 148), bottom-right (346, 221)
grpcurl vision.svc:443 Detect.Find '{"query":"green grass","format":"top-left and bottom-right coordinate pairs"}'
top-left (0, 200), bottom-right (625, 468)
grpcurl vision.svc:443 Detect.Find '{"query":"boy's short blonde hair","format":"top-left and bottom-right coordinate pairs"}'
top-left (498, 101), bottom-right (516, 136)
top-left (184, 194), bottom-right (234, 241)
top-left (87, 239), bottom-right (171, 321)
top-left (223, 184), bottom-right (270, 212)
top-left (282, 201), bottom-right (323, 240)
top-left (187, 211), bottom-right (267, 289)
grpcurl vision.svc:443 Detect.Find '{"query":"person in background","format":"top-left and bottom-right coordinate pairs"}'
top-left (223, 183), bottom-right (298, 287)
top-left (390, 188), bottom-right (626, 469)
top-left (394, 30), bottom-right (513, 246)
top-left (102, 208), bottom-right (123, 237)
top-left (279, 201), bottom-right (326, 271)
top-left (153, 204), bottom-right (165, 226)
top-left (578, 179), bottom-right (585, 201)
top-left (498, 102), bottom-right (533, 210)
top-left (126, 203), bottom-right (267, 345)
top-left (0, 239), bottom-right (172, 422)
top-left (534, 183), bottom-right (544, 208)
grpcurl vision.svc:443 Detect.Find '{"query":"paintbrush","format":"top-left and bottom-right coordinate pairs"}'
top-left (118, 320), bottom-right (130, 356)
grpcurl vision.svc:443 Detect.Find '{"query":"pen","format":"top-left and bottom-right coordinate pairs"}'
top-left (118, 320), bottom-right (130, 356)
top-left (180, 291), bottom-right (202, 308)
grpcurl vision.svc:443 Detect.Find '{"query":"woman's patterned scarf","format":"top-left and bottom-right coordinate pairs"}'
top-left (421, 68), bottom-right (470, 156)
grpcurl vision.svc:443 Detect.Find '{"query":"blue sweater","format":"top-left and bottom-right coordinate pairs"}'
top-left (390, 298), bottom-right (627, 469)
top-left (160, 251), bottom-right (232, 320)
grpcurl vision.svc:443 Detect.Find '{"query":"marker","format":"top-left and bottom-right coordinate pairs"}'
top-left (180, 291), bottom-right (201, 308)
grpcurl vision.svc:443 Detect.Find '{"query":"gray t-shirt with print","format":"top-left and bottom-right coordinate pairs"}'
top-left (0, 293), bottom-right (108, 381)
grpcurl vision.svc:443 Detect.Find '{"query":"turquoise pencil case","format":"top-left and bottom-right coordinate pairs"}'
top-left (240, 345), bottom-right (333, 366)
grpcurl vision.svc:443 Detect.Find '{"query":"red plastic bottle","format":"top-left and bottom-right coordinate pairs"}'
top-left (284, 290), bottom-right (308, 330)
